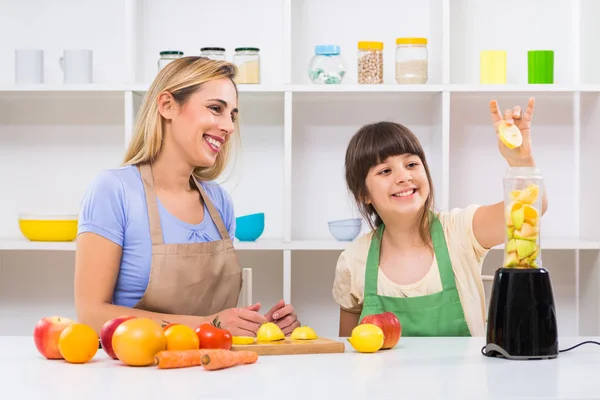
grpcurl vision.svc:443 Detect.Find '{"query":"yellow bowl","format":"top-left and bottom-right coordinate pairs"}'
top-left (18, 214), bottom-right (78, 242)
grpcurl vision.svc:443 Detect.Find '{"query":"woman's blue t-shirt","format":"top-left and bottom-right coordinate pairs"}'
top-left (77, 165), bottom-right (236, 307)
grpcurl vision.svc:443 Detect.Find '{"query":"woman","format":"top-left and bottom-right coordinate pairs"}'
top-left (74, 57), bottom-right (299, 337)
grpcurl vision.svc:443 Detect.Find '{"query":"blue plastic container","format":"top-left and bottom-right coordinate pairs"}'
top-left (328, 218), bottom-right (362, 241)
top-left (235, 213), bottom-right (265, 241)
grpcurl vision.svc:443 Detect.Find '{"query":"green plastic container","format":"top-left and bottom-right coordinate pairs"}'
top-left (528, 50), bottom-right (554, 84)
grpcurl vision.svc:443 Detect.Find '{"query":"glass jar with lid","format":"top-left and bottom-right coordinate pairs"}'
top-left (395, 38), bottom-right (428, 84)
top-left (158, 50), bottom-right (184, 71)
top-left (200, 47), bottom-right (226, 61)
top-left (357, 41), bottom-right (383, 84)
top-left (234, 47), bottom-right (260, 84)
top-left (308, 45), bottom-right (346, 84)
top-left (503, 167), bottom-right (544, 269)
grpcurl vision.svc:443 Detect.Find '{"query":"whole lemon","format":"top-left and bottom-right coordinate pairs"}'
top-left (347, 323), bottom-right (384, 353)
top-left (112, 318), bottom-right (166, 366)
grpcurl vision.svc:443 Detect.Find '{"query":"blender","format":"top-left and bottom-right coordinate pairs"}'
top-left (484, 166), bottom-right (559, 360)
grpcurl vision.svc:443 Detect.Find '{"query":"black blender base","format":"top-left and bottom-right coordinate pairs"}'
top-left (485, 267), bottom-right (559, 360)
top-left (484, 343), bottom-right (558, 360)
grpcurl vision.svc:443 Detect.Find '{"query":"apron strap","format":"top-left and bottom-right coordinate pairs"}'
top-left (191, 176), bottom-right (231, 240)
top-left (139, 163), bottom-right (164, 246)
top-left (364, 225), bottom-right (384, 297)
top-left (429, 213), bottom-right (457, 291)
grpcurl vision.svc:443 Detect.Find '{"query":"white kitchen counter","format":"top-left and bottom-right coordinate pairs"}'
top-left (2, 336), bottom-right (600, 399)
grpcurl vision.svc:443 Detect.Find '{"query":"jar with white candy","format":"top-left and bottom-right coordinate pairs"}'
top-left (395, 37), bottom-right (428, 84)
top-left (357, 41), bottom-right (383, 84)
top-left (308, 44), bottom-right (346, 84)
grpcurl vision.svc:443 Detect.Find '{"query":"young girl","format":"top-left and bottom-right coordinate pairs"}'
top-left (332, 98), bottom-right (548, 337)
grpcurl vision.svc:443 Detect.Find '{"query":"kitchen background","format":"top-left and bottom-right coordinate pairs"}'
top-left (1, 0), bottom-right (600, 338)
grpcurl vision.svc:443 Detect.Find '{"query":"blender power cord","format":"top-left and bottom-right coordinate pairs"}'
top-left (481, 340), bottom-right (600, 356)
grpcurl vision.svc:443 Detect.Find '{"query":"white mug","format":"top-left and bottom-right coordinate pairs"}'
top-left (59, 49), bottom-right (93, 84)
top-left (15, 49), bottom-right (44, 84)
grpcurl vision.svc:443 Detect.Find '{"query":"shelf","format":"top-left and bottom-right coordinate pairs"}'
top-left (1, 84), bottom-right (600, 94)
top-left (1, 237), bottom-right (597, 252)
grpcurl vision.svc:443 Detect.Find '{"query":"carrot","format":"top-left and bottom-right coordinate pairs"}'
top-left (155, 349), bottom-right (226, 369)
top-left (200, 350), bottom-right (258, 371)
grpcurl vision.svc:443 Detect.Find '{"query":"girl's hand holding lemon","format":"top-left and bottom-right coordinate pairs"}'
top-left (490, 97), bottom-right (536, 167)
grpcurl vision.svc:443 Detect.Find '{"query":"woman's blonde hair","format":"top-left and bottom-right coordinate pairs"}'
top-left (123, 56), bottom-right (240, 182)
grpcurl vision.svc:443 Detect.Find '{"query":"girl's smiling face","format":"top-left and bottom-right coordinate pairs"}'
top-left (364, 153), bottom-right (430, 221)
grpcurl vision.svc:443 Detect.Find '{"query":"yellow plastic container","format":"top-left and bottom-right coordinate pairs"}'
top-left (18, 214), bottom-right (78, 242)
top-left (480, 50), bottom-right (506, 84)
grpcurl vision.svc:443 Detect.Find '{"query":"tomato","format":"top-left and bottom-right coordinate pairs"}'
top-left (195, 317), bottom-right (232, 350)
top-left (359, 311), bottom-right (402, 350)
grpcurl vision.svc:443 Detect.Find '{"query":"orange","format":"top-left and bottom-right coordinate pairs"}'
top-left (112, 318), bottom-right (166, 367)
top-left (58, 323), bottom-right (98, 363)
top-left (164, 324), bottom-right (199, 351)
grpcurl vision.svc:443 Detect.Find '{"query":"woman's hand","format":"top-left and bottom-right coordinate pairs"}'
top-left (211, 304), bottom-right (267, 337)
top-left (489, 97), bottom-right (536, 167)
top-left (264, 299), bottom-right (301, 335)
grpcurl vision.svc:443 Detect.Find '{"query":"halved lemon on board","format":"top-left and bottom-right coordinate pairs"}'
top-left (232, 336), bottom-right (255, 345)
top-left (498, 121), bottom-right (523, 149)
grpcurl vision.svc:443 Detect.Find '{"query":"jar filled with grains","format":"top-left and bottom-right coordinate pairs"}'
top-left (234, 47), bottom-right (260, 84)
top-left (395, 38), bottom-right (428, 84)
top-left (200, 47), bottom-right (226, 61)
top-left (357, 41), bottom-right (384, 84)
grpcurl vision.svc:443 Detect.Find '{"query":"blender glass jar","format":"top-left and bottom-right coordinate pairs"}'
top-left (503, 167), bottom-right (544, 269)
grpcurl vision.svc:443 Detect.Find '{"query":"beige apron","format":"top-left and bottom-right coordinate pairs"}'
top-left (132, 163), bottom-right (242, 317)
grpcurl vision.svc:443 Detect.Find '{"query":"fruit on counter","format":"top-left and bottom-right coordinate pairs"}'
top-left (359, 311), bottom-right (401, 350)
top-left (195, 317), bottom-right (233, 350)
top-left (33, 316), bottom-right (74, 359)
top-left (154, 348), bottom-right (258, 370)
top-left (232, 336), bottom-right (256, 345)
top-left (112, 318), bottom-right (167, 366)
top-left (100, 315), bottom-right (136, 359)
top-left (498, 121), bottom-right (523, 149)
top-left (347, 323), bottom-right (384, 353)
top-left (256, 322), bottom-right (285, 342)
top-left (165, 324), bottom-right (200, 351)
top-left (58, 323), bottom-right (99, 364)
top-left (290, 326), bottom-right (318, 340)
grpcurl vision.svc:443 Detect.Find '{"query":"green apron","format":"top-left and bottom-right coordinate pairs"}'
top-left (358, 214), bottom-right (471, 337)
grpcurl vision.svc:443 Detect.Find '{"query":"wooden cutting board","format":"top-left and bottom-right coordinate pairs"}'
top-left (231, 337), bottom-right (346, 356)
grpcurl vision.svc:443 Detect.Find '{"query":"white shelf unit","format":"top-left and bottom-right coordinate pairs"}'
top-left (1, 0), bottom-right (599, 339)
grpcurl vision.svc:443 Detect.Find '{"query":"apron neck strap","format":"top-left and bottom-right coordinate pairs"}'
top-left (139, 163), bottom-right (165, 246)
top-left (363, 212), bottom-right (456, 296)
top-left (189, 175), bottom-right (231, 240)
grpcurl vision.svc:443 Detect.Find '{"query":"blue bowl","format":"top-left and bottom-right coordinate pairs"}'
top-left (328, 218), bottom-right (362, 241)
top-left (235, 213), bottom-right (265, 241)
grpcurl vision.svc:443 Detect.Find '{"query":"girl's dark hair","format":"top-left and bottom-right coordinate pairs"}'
top-left (344, 121), bottom-right (435, 248)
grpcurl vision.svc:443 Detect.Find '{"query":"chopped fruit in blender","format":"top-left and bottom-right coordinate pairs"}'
top-left (516, 239), bottom-right (537, 259)
top-left (510, 205), bottom-right (525, 230)
top-left (498, 121), bottom-right (523, 149)
top-left (504, 252), bottom-right (519, 268)
top-left (515, 184), bottom-right (539, 204)
top-left (523, 204), bottom-right (539, 224)
top-left (506, 239), bottom-right (517, 253)
top-left (513, 222), bottom-right (538, 240)
top-left (506, 226), bottom-right (515, 240)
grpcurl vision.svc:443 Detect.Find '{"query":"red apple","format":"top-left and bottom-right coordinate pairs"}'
top-left (33, 316), bottom-right (75, 359)
top-left (100, 316), bottom-right (136, 359)
top-left (360, 311), bottom-right (402, 349)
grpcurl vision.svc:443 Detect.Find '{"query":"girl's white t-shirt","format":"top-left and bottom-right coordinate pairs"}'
top-left (332, 204), bottom-right (490, 336)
